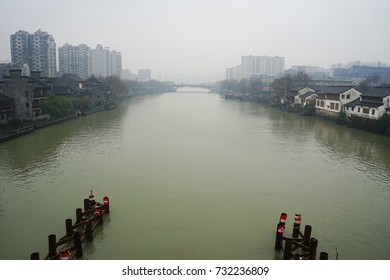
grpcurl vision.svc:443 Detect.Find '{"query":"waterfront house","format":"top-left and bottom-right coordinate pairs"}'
top-left (345, 85), bottom-right (390, 120)
top-left (0, 93), bottom-right (13, 121)
top-left (51, 74), bottom-right (86, 98)
top-left (315, 86), bottom-right (361, 118)
top-left (0, 69), bottom-right (51, 120)
top-left (292, 87), bottom-right (317, 108)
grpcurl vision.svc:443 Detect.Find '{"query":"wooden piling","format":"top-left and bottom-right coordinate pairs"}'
top-left (274, 223), bottom-right (285, 250)
top-left (103, 196), bottom-right (110, 213)
top-left (84, 198), bottom-right (90, 211)
top-left (74, 231), bottom-right (83, 257)
top-left (302, 225), bottom-right (312, 247)
top-left (86, 220), bottom-right (93, 241)
top-left (292, 214), bottom-right (301, 238)
top-left (319, 251), bottom-right (328, 260)
top-left (76, 208), bottom-right (83, 223)
top-left (65, 219), bottom-right (73, 236)
top-left (30, 252), bottom-right (40, 260)
top-left (283, 238), bottom-right (293, 260)
top-left (308, 238), bottom-right (318, 260)
top-left (48, 234), bottom-right (57, 259)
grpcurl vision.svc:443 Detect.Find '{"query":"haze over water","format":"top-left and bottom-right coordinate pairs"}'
top-left (1, 89), bottom-right (390, 260)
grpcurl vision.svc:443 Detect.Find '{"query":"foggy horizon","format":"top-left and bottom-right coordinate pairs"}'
top-left (1, 0), bottom-right (390, 82)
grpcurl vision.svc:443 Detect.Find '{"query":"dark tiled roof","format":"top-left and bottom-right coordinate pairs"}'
top-left (300, 92), bottom-right (317, 99)
top-left (363, 87), bottom-right (390, 98)
top-left (315, 86), bottom-right (358, 94)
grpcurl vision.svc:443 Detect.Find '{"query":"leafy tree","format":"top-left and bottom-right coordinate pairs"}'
top-left (357, 74), bottom-right (381, 93)
top-left (271, 72), bottom-right (313, 98)
top-left (248, 78), bottom-right (263, 95)
top-left (41, 96), bottom-right (74, 118)
top-left (103, 75), bottom-right (129, 95)
top-left (72, 96), bottom-right (92, 110)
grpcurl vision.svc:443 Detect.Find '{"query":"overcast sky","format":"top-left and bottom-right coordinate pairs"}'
top-left (1, 0), bottom-right (389, 79)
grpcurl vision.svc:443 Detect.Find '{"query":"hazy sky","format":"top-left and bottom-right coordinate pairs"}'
top-left (1, 0), bottom-right (390, 79)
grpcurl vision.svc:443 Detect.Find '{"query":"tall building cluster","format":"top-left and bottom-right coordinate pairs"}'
top-left (10, 30), bottom-right (57, 77)
top-left (59, 44), bottom-right (122, 79)
top-left (10, 30), bottom-right (122, 79)
top-left (226, 55), bottom-right (285, 80)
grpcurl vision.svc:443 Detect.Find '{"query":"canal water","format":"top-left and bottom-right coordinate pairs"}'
top-left (1, 89), bottom-right (390, 260)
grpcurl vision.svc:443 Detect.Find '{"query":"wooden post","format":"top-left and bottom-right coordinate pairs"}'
top-left (96, 206), bottom-right (103, 225)
top-left (30, 252), bottom-right (40, 260)
top-left (302, 225), bottom-right (312, 247)
top-left (76, 208), bottom-right (83, 223)
top-left (320, 252), bottom-right (328, 260)
top-left (74, 231), bottom-right (83, 257)
top-left (86, 220), bottom-right (93, 241)
top-left (292, 214), bottom-right (301, 238)
top-left (274, 223), bottom-right (285, 250)
top-left (84, 198), bottom-right (90, 211)
top-left (66, 219), bottom-right (73, 236)
top-left (48, 234), bottom-right (57, 259)
top-left (283, 238), bottom-right (293, 260)
top-left (103, 195), bottom-right (110, 213)
top-left (308, 238), bottom-right (318, 260)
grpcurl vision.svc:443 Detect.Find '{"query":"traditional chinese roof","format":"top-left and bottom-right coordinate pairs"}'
top-left (362, 86), bottom-right (390, 98)
top-left (315, 86), bottom-right (358, 94)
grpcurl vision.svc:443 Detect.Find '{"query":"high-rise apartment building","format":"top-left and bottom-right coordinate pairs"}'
top-left (58, 44), bottom-right (90, 79)
top-left (10, 30), bottom-right (57, 77)
top-left (58, 44), bottom-right (122, 79)
top-left (88, 45), bottom-right (122, 78)
top-left (241, 55), bottom-right (284, 79)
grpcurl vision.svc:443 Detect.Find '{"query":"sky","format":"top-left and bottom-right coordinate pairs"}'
top-left (1, 0), bottom-right (390, 81)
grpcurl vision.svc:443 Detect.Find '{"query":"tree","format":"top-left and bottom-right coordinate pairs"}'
top-left (41, 96), bottom-right (74, 118)
top-left (103, 75), bottom-right (129, 95)
top-left (271, 72), bottom-right (313, 98)
top-left (248, 78), bottom-right (263, 96)
top-left (357, 74), bottom-right (381, 93)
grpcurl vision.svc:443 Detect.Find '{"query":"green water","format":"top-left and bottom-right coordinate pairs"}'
top-left (1, 89), bottom-right (390, 260)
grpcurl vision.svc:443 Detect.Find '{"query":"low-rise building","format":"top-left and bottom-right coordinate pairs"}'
top-left (345, 85), bottom-right (390, 120)
top-left (315, 86), bottom-right (361, 117)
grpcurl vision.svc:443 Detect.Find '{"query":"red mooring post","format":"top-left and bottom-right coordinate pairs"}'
top-left (95, 206), bottom-right (103, 225)
top-left (103, 195), bottom-right (110, 213)
top-left (293, 214), bottom-right (302, 238)
top-left (274, 223), bottom-right (285, 250)
top-left (279, 213), bottom-right (287, 225)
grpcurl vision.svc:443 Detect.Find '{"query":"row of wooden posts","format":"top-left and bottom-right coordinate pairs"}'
top-left (274, 213), bottom-right (329, 260)
top-left (30, 191), bottom-right (110, 260)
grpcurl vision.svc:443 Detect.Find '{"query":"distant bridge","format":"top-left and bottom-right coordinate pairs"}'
top-left (173, 84), bottom-right (216, 92)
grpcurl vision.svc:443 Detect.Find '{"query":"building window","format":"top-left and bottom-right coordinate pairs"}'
top-left (316, 100), bottom-right (320, 107)
top-left (320, 100), bottom-right (324, 107)
top-left (358, 107), bottom-right (361, 113)
top-left (25, 102), bottom-right (30, 108)
top-left (341, 94), bottom-right (345, 99)
top-left (335, 103), bottom-right (339, 111)
top-left (346, 94), bottom-right (350, 99)
top-left (371, 109), bottom-right (375, 115)
top-left (330, 103), bottom-right (335, 110)
top-left (363, 108), bottom-right (369, 114)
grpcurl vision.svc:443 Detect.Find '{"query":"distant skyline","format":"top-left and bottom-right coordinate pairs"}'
top-left (1, 0), bottom-right (390, 81)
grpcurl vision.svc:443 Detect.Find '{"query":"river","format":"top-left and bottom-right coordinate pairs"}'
top-left (1, 89), bottom-right (390, 260)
